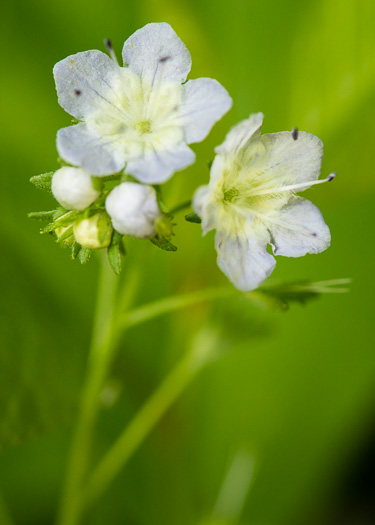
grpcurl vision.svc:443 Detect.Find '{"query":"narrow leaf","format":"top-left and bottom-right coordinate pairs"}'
top-left (71, 241), bottom-right (81, 260)
top-left (185, 213), bottom-right (202, 224)
top-left (28, 210), bottom-right (56, 221)
top-left (30, 172), bottom-right (54, 192)
top-left (79, 247), bottom-right (91, 264)
top-left (150, 237), bottom-right (177, 252)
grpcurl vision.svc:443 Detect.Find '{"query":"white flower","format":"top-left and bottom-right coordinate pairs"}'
top-left (105, 182), bottom-right (162, 238)
top-left (51, 167), bottom-right (100, 211)
top-left (53, 23), bottom-right (232, 184)
top-left (193, 113), bottom-right (334, 292)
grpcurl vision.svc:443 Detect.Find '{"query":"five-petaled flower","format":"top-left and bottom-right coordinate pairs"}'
top-left (193, 113), bottom-right (334, 291)
top-left (53, 23), bottom-right (232, 184)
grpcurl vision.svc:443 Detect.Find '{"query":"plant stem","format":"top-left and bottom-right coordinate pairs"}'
top-left (83, 328), bottom-right (218, 508)
top-left (121, 287), bottom-right (234, 329)
top-left (168, 199), bottom-right (192, 214)
top-left (57, 254), bottom-right (120, 525)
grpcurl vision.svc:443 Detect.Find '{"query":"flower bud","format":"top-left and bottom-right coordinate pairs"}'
top-left (73, 212), bottom-right (112, 249)
top-left (51, 167), bottom-right (100, 211)
top-left (105, 182), bottom-right (162, 238)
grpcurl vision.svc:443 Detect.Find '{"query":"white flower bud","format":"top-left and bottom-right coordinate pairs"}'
top-left (51, 167), bottom-right (100, 211)
top-left (73, 213), bottom-right (112, 250)
top-left (105, 182), bottom-right (162, 238)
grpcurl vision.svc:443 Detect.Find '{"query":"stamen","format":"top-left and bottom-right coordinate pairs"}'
top-left (104, 38), bottom-right (120, 66)
top-left (292, 127), bottom-right (298, 140)
top-left (74, 89), bottom-right (82, 96)
top-left (246, 174), bottom-right (337, 198)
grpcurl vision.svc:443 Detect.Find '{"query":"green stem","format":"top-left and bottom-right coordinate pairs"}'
top-left (83, 328), bottom-right (218, 508)
top-left (168, 199), bottom-right (192, 214)
top-left (57, 254), bottom-right (120, 525)
top-left (122, 287), bottom-right (234, 329)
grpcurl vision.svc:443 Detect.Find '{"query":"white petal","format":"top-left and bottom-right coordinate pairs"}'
top-left (260, 131), bottom-right (323, 186)
top-left (122, 23), bottom-right (191, 85)
top-left (106, 182), bottom-right (161, 238)
top-left (179, 78), bottom-right (232, 143)
top-left (269, 197), bottom-right (331, 257)
top-left (57, 124), bottom-right (125, 176)
top-left (51, 167), bottom-right (100, 211)
top-left (126, 143), bottom-right (195, 184)
top-left (215, 113), bottom-right (264, 155)
top-left (53, 50), bottom-right (119, 119)
top-left (215, 226), bottom-right (276, 291)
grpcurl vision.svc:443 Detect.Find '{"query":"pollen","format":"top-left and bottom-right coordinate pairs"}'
top-left (135, 120), bottom-right (152, 134)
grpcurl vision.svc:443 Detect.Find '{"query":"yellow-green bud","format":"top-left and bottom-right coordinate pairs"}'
top-left (73, 212), bottom-right (113, 250)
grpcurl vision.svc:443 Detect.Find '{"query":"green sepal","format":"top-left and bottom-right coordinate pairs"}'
top-left (71, 241), bottom-right (81, 260)
top-left (28, 210), bottom-right (57, 221)
top-left (107, 243), bottom-right (122, 275)
top-left (41, 211), bottom-right (82, 234)
top-left (79, 247), bottom-right (91, 264)
top-left (30, 172), bottom-right (54, 192)
top-left (112, 230), bottom-right (126, 254)
top-left (56, 225), bottom-right (74, 243)
top-left (91, 177), bottom-right (105, 193)
top-left (97, 212), bottom-right (112, 244)
top-left (53, 207), bottom-right (68, 220)
top-left (185, 212), bottom-right (202, 224)
top-left (150, 236), bottom-right (177, 252)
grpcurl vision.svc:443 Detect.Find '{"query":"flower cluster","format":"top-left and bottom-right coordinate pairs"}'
top-left (30, 22), bottom-right (335, 289)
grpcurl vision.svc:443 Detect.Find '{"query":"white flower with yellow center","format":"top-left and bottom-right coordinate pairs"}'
top-left (193, 113), bottom-right (334, 291)
top-left (53, 23), bottom-right (232, 184)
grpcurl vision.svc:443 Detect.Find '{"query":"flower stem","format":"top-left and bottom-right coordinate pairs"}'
top-left (168, 199), bottom-right (192, 214)
top-left (121, 287), bottom-right (234, 329)
top-left (82, 327), bottom-right (218, 509)
top-left (57, 254), bottom-right (120, 525)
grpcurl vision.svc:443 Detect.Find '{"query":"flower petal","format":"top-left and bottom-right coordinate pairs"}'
top-left (259, 131), bottom-right (323, 186)
top-left (215, 226), bottom-right (276, 291)
top-left (215, 113), bottom-right (264, 155)
top-left (57, 123), bottom-right (125, 176)
top-left (269, 197), bottom-right (331, 257)
top-left (122, 23), bottom-right (191, 85)
top-left (53, 50), bottom-right (119, 119)
top-left (126, 142), bottom-right (195, 184)
top-left (179, 78), bottom-right (232, 143)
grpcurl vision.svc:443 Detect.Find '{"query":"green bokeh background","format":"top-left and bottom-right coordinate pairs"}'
top-left (1, 0), bottom-right (374, 523)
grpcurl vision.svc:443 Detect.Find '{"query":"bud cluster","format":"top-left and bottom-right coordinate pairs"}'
top-left (29, 167), bottom-right (177, 274)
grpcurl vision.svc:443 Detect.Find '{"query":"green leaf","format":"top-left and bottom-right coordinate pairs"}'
top-left (30, 172), bottom-right (54, 192)
top-left (254, 279), bottom-right (350, 311)
top-left (28, 210), bottom-right (57, 221)
top-left (150, 236), bottom-right (177, 252)
top-left (185, 212), bottom-right (202, 224)
top-left (71, 241), bottom-right (81, 260)
top-left (79, 247), bottom-right (91, 264)
top-left (107, 243), bottom-right (122, 275)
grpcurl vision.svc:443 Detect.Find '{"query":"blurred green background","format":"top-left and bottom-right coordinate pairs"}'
top-left (1, 0), bottom-right (375, 523)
